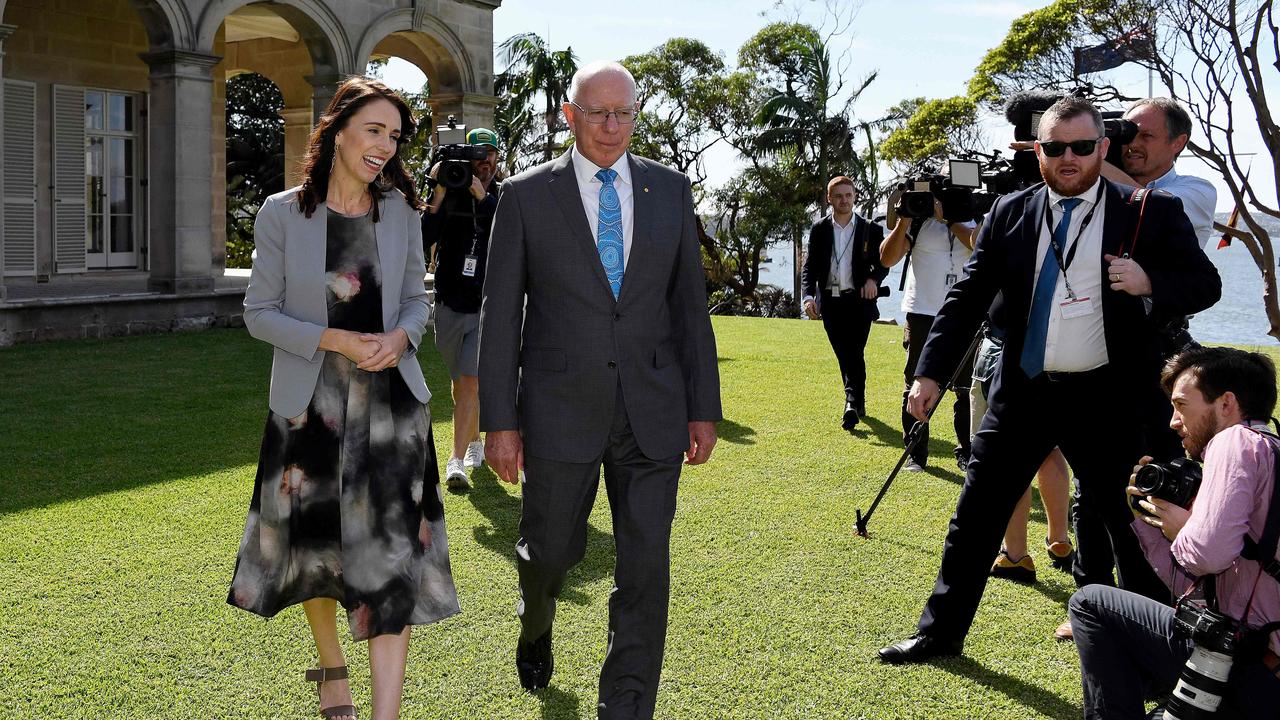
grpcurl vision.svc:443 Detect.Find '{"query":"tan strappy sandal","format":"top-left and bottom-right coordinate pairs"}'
top-left (305, 665), bottom-right (358, 719)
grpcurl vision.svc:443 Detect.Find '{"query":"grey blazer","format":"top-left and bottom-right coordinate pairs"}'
top-left (243, 187), bottom-right (432, 419)
top-left (478, 151), bottom-right (722, 463)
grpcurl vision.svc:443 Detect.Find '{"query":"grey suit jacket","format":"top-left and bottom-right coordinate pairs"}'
top-left (478, 151), bottom-right (722, 463)
top-left (243, 187), bottom-right (431, 419)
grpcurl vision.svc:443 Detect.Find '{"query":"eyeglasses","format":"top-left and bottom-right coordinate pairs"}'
top-left (570, 102), bottom-right (638, 125)
top-left (1038, 138), bottom-right (1104, 157)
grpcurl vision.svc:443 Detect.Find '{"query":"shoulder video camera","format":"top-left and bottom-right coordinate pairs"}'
top-left (895, 159), bottom-right (998, 224)
top-left (433, 116), bottom-right (489, 191)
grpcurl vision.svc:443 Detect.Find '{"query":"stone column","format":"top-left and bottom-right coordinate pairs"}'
top-left (427, 91), bottom-right (499, 134)
top-left (280, 107), bottom-right (313, 189)
top-left (306, 72), bottom-right (343, 122)
top-left (141, 49), bottom-right (221, 294)
top-left (0, 24), bottom-right (16, 302)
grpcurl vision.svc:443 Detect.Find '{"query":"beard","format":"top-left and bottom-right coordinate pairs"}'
top-left (1182, 407), bottom-right (1220, 461)
top-left (1039, 156), bottom-right (1102, 197)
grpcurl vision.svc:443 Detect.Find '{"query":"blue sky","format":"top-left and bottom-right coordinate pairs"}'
top-left (381, 0), bottom-right (1267, 211)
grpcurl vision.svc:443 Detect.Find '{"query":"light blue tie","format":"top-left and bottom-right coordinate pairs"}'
top-left (595, 168), bottom-right (624, 299)
top-left (1020, 197), bottom-right (1082, 378)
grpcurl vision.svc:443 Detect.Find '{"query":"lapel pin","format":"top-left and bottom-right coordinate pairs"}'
top-left (644, 187), bottom-right (649, 193)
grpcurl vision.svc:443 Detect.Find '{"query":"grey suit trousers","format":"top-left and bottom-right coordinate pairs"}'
top-left (516, 385), bottom-right (681, 720)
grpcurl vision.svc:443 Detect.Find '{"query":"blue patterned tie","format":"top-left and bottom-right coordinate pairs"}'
top-left (1020, 197), bottom-right (1082, 378)
top-left (595, 168), bottom-right (624, 298)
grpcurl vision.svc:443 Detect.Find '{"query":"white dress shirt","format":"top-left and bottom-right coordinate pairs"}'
top-left (1034, 178), bottom-right (1109, 372)
top-left (571, 146), bottom-right (635, 266)
top-left (828, 217), bottom-right (857, 293)
top-left (1147, 165), bottom-right (1217, 249)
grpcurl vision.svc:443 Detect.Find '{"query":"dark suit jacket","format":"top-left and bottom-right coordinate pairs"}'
top-left (916, 179), bottom-right (1221, 400)
top-left (800, 214), bottom-right (889, 314)
top-left (478, 151), bottom-right (723, 463)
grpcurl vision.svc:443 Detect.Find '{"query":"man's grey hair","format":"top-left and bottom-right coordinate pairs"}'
top-left (1040, 96), bottom-right (1105, 137)
top-left (567, 61), bottom-right (636, 105)
top-left (1127, 97), bottom-right (1193, 141)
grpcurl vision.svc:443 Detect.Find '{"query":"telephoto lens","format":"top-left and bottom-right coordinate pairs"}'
top-left (1163, 600), bottom-right (1239, 719)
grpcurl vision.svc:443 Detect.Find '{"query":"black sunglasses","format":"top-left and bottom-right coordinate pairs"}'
top-left (1038, 138), bottom-right (1103, 157)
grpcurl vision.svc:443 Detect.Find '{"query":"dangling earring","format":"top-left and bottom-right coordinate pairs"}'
top-left (329, 142), bottom-right (340, 177)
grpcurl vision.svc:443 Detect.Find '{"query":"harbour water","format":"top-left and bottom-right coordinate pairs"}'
top-left (759, 212), bottom-right (1280, 347)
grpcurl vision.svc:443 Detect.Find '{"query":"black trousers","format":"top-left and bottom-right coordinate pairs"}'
top-left (819, 292), bottom-right (877, 410)
top-left (1070, 584), bottom-right (1280, 719)
top-left (916, 365), bottom-right (1167, 642)
top-left (515, 386), bottom-right (682, 720)
top-left (902, 312), bottom-right (972, 464)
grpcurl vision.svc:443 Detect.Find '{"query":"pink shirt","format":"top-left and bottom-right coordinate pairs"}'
top-left (1133, 422), bottom-right (1280, 654)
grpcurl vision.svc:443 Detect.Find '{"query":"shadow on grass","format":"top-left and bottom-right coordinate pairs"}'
top-left (847, 414), bottom-right (902, 448)
top-left (0, 329), bottom-right (459, 518)
top-left (462, 466), bottom-right (615, 606)
top-left (534, 686), bottom-right (583, 720)
top-left (718, 419), bottom-right (756, 445)
top-left (938, 656), bottom-right (1078, 720)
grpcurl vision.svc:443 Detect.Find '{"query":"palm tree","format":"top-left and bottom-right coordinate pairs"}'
top-left (498, 33), bottom-right (578, 163)
top-left (493, 69), bottom-right (538, 176)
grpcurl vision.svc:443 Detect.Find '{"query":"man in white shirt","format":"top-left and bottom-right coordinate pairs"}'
top-left (801, 176), bottom-right (889, 430)
top-left (480, 61), bottom-right (721, 719)
top-left (878, 96), bottom-right (1220, 664)
top-left (880, 194), bottom-right (977, 471)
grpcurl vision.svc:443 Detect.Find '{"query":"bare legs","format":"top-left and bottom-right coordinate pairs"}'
top-left (451, 374), bottom-right (479, 461)
top-left (1001, 448), bottom-right (1071, 559)
top-left (304, 598), bottom-right (412, 720)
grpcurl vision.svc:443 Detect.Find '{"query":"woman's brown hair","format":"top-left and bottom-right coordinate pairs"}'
top-left (295, 76), bottom-right (423, 220)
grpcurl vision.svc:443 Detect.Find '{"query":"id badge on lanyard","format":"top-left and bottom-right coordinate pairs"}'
top-left (462, 255), bottom-right (478, 277)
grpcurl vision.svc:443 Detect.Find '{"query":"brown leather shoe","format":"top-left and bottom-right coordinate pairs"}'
top-left (1053, 619), bottom-right (1074, 642)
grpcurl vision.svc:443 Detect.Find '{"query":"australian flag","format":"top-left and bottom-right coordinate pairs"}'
top-left (1073, 27), bottom-right (1154, 74)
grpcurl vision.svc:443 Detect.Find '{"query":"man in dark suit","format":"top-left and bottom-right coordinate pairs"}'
top-left (801, 176), bottom-right (889, 430)
top-left (478, 60), bottom-right (722, 719)
top-left (878, 96), bottom-right (1221, 664)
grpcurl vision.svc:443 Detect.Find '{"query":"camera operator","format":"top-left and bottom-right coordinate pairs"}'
top-left (801, 176), bottom-right (889, 430)
top-left (880, 188), bottom-right (978, 472)
top-left (422, 127), bottom-right (502, 489)
top-left (1070, 346), bottom-right (1280, 719)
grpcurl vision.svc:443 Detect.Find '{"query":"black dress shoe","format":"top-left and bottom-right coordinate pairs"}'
top-left (878, 634), bottom-right (963, 664)
top-left (516, 630), bottom-right (553, 690)
top-left (842, 402), bottom-right (861, 430)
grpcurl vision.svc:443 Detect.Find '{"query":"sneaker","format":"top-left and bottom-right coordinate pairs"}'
top-left (464, 440), bottom-right (485, 469)
top-left (990, 549), bottom-right (1037, 584)
top-left (1044, 537), bottom-right (1075, 573)
top-left (954, 446), bottom-right (971, 473)
top-left (445, 457), bottom-right (470, 490)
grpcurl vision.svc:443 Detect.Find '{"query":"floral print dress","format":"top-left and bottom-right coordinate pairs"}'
top-left (228, 209), bottom-right (460, 640)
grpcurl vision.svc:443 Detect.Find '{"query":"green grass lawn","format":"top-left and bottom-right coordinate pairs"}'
top-left (6, 316), bottom-right (1244, 719)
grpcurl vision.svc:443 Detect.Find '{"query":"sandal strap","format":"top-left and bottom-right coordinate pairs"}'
top-left (305, 666), bottom-right (350, 684)
top-left (321, 705), bottom-right (357, 719)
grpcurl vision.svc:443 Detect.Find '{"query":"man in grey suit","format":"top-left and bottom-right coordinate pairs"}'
top-left (478, 60), bottom-right (722, 720)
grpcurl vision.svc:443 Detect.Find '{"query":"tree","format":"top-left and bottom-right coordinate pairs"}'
top-left (878, 96), bottom-right (984, 170)
top-left (225, 72), bottom-right (284, 268)
top-left (972, 0), bottom-right (1280, 339)
top-left (742, 21), bottom-right (878, 301)
top-left (493, 69), bottom-right (539, 176)
top-left (498, 33), bottom-right (578, 164)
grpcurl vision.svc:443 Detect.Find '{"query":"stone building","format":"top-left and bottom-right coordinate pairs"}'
top-left (0, 0), bottom-right (499, 344)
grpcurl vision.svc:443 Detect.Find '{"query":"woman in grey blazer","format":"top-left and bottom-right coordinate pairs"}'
top-left (227, 77), bottom-right (459, 720)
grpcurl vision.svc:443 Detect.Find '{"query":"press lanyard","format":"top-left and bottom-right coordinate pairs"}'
top-left (1041, 183), bottom-right (1103, 299)
top-left (832, 219), bottom-right (855, 268)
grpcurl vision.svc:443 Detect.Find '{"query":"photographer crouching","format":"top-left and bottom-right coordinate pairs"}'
top-left (422, 126), bottom-right (502, 489)
top-left (1069, 346), bottom-right (1280, 719)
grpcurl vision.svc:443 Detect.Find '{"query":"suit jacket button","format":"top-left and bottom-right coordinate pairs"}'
top-left (608, 361), bottom-right (616, 369)
top-left (614, 312), bottom-right (621, 320)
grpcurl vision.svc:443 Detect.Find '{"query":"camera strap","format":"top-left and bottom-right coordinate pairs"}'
top-left (1239, 429), bottom-right (1280, 585)
top-left (1120, 187), bottom-right (1151, 258)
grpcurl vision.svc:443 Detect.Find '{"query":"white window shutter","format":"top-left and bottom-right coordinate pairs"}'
top-left (3, 79), bottom-right (36, 277)
top-left (52, 85), bottom-right (86, 274)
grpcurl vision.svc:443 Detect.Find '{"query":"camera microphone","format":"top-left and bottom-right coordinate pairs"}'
top-left (1004, 90), bottom-right (1065, 141)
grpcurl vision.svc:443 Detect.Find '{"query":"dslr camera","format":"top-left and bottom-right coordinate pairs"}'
top-left (1130, 457), bottom-right (1203, 515)
top-left (433, 115), bottom-right (489, 191)
top-left (1163, 597), bottom-right (1241, 719)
